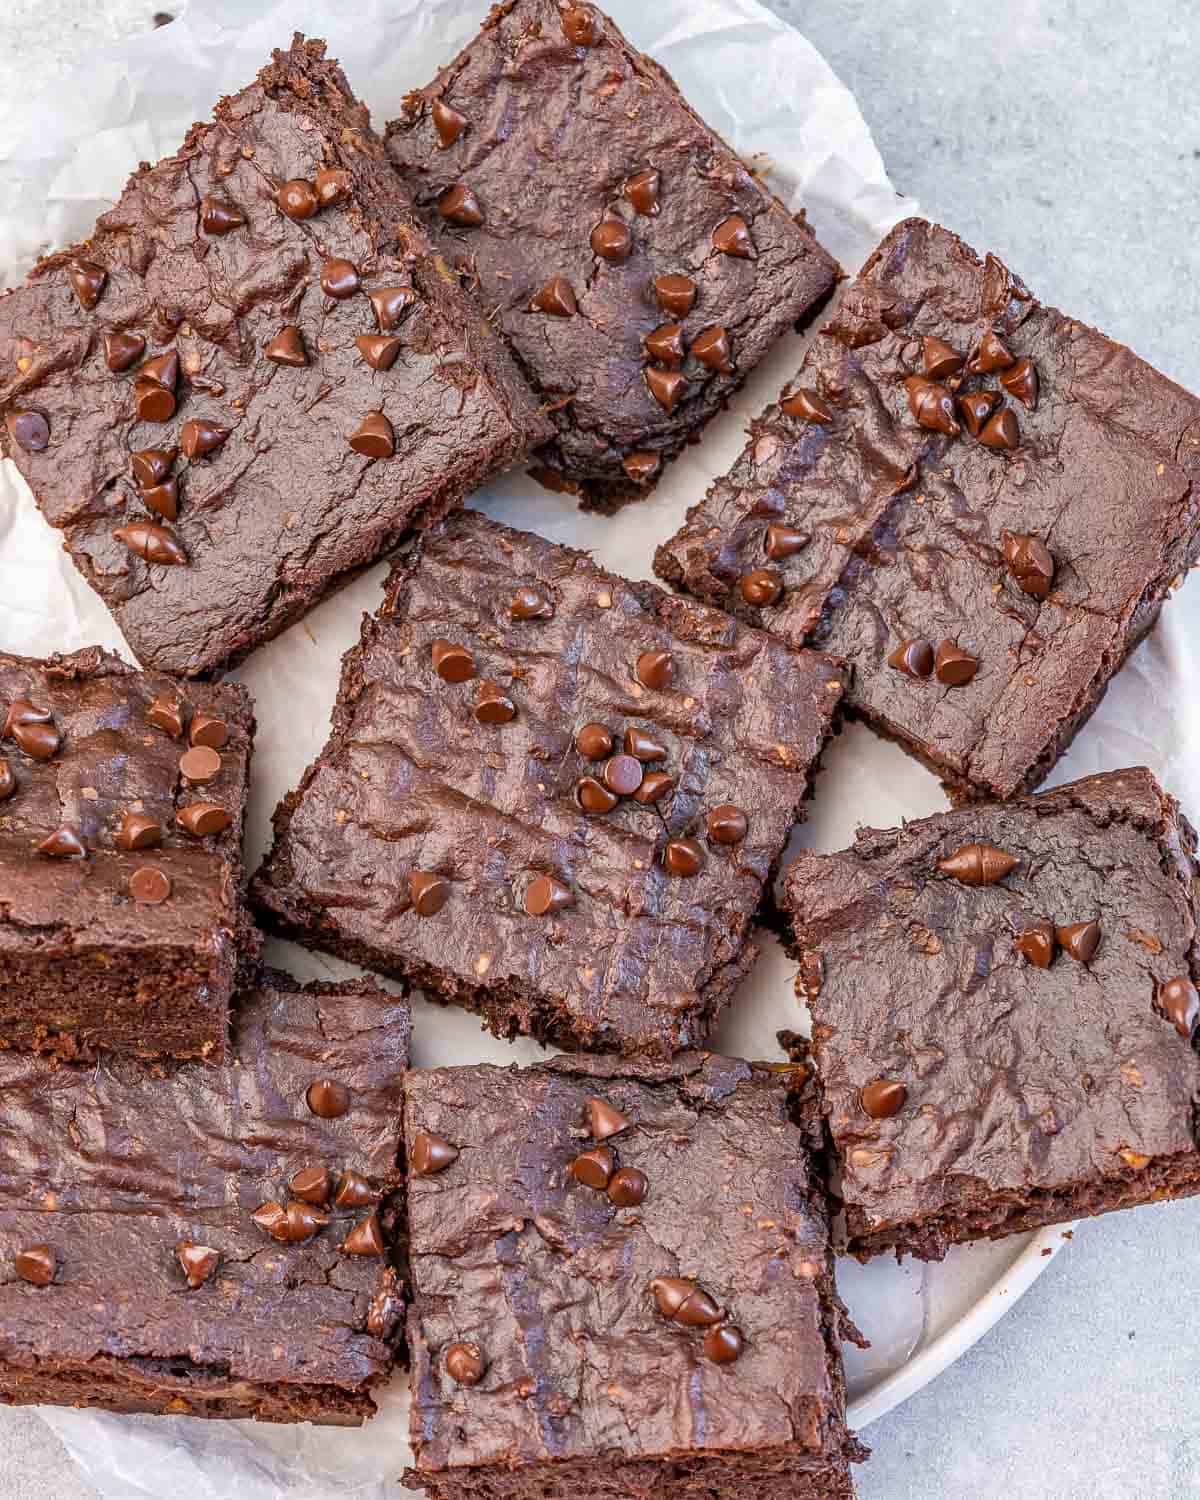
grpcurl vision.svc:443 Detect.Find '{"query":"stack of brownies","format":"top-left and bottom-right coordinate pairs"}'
top-left (1, 7), bottom-right (1200, 1498)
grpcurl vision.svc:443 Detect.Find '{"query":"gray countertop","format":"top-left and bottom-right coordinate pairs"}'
top-left (2, 1), bottom-right (1199, 1496)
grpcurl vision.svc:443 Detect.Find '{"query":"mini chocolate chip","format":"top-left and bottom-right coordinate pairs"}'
top-left (653, 274), bottom-right (697, 318)
top-left (1057, 919), bottom-right (1101, 964)
top-left (635, 649), bottom-right (673, 690)
top-left (511, 583), bottom-right (554, 620)
top-left (704, 1324), bottom-right (745, 1364)
top-left (278, 179), bottom-right (319, 220)
top-left (291, 1166), bottom-right (333, 1205)
top-left (350, 412), bottom-right (395, 459)
top-left (139, 351), bottom-right (179, 390)
top-left (341, 1212), bottom-right (385, 1256)
top-left (439, 183), bottom-right (484, 226)
top-left (958, 389), bottom-right (999, 436)
top-left (104, 332), bottom-right (145, 372)
top-left (0, 758), bottom-right (14, 801)
top-left (1155, 976), bottom-right (1200, 1039)
top-left (707, 804), bottom-right (748, 845)
top-left (532, 277), bottom-right (577, 317)
top-left (189, 713), bottom-right (229, 749)
top-left (334, 1170), bottom-right (378, 1209)
top-left (475, 681), bottom-right (517, 724)
top-left (1017, 919), bottom-right (1056, 969)
top-left (934, 640), bottom-right (978, 686)
top-left (432, 639), bottom-right (476, 682)
top-left (676, 1287), bottom-right (724, 1327)
top-left (623, 168), bottom-right (660, 215)
top-left (5, 409), bottom-right (50, 453)
top-left (1002, 531), bottom-right (1055, 599)
top-left (201, 196), bottom-right (245, 235)
top-left (116, 811), bottom-right (163, 851)
top-left (432, 99), bottom-right (469, 148)
top-left (142, 478), bottom-right (178, 521)
top-left (586, 1097), bottom-right (631, 1140)
top-left (607, 1167), bottom-right (648, 1207)
top-left (591, 216), bottom-right (633, 261)
top-left (712, 214), bottom-right (755, 259)
top-left (645, 323), bottom-right (686, 366)
top-left (525, 874), bottom-right (575, 916)
top-left (369, 286), bottom-right (416, 331)
top-left (623, 727), bottom-right (667, 762)
top-left (446, 1342), bottom-right (486, 1386)
top-left (576, 723), bottom-right (614, 760)
top-left (38, 825), bottom-right (86, 859)
top-left (571, 1146), bottom-right (615, 1190)
top-left (115, 522), bottom-right (187, 566)
top-left (922, 335), bottom-right (965, 380)
top-left (764, 522), bottom-right (809, 560)
top-left (905, 375), bottom-right (959, 436)
top-left (356, 335), bottom-right (403, 371)
top-left (321, 258), bottom-right (360, 300)
top-left (147, 694), bottom-right (186, 738)
top-left (633, 771), bottom-right (675, 805)
top-left (740, 568), bottom-right (782, 606)
top-left (176, 1243), bottom-right (219, 1289)
top-left (575, 776), bottom-right (618, 815)
top-left (129, 866), bottom-right (171, 904)
top-left (937, 842), bottom-right (1018, 887)
top-left (561, 4), bottom-right (600, 43)
top-left (265, 325), bottom-right (308, 366)
top-left (978, 406), bottom-right (1020, 451)
top-left (68, 260), bottom-right (107, 310)
top-left (664, 837), bottom-right (703, 877)
top-left (780, 389), bottom-right (833, 424)
top-left (1000, 356), bottom-right (1039, 409)
top-left (133, 379), bottom-right (176, 423)
top-left (887, 639), bottom-right (934, 678)
top-left (180, 745), bottom-right (222, 783)
top-left (692, 326), bottom-right (733, 372)
top-left (11, 721), bottom-right (60, 762)
top-left (603, 753), bottom-right (643, 796)
top-left (644, 365), bottom-right (687, 411)
top-left (314, 168), bottom-right (353, 208)
top-left (176, 801), bottom-right (231, 837)
top-left (410, 871), bottom-right (450, 916)
top-left (623, 450), bottom-right (660, 485)
top-left (860, 1078), bottom-right (907, 1119)
top-left (968, 331), bottom-right (1015, 374)
top-left (180, 419), bottom-right (230, 459)
top-left (132, 448), bottom-right (176, 487)
top-left (307, 1079), bottom-right (351, 1119)
top-left (411, 1132), bottom-right (459, 1175)
top-left (15, 1245), bottom-right (55, 1287)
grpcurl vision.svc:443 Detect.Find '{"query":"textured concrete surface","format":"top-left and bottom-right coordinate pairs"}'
top-left (2, 2), bottom-right (1200, 1497)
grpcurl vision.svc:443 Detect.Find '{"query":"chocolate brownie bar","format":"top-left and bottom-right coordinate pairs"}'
top-left (782, 766), bottom-right (1200, 1261)
top-left (252, 509), bottom-right (845, 1056)
top-left (655, 218), bottom-right (1200, 801)
top-left (0, 646), bottom-right (255, 1062)
top-left (0, 36), bottom-right (550, 679)
top-left (0, 971), bottom-right (408, 1424)
top-left (403, 1052), bottom-right (865, 1499)
top-left (385, 0), bottom-right (837, 512)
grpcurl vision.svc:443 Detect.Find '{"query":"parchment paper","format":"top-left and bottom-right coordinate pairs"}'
top-left (2, 0), bottom-right (1197, 1495)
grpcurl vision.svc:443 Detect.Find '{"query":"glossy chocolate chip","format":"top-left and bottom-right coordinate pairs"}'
top-left (0, 759), bottom-right (14, 801)
top-left (561, 4), bottom-right (600, 43)
top-left (591, 216), bottom-right (632, 261)
top-left (189, 714), bottom-right (228, 751)
top-left (650, 1277), bottom-right (694, 1318)
top-left (860, 1078), bottom-right (907, 1119)
top-left (1017, 919), bottom-right (1056, 969)
top-left (176, 802), bottom-right (231, 837)
top-left (1000, 356), bottom-right (1039, 409)
top-left (1002, 531), bottom-right (1055, 599)
top-left (411, 871), bottom-right (450, 916)
top-left (432, 639), bottom-right (476, 683)
top-left (334, 1170), bottom-right (378, 1209)
top-left (431, 99), bottom-right (468, 148)
top-left (653, 274), bottom-right (697, 318)
top-left (446, 1342), bottom-right (486, 1385)
top-left (704, 1324), bottom-right (744, 1364)
top-left (439, 183), bottom-right (484, 226)
top-left (104, 332), bottom-right (145, 372)
top-left (634, 772), bottom-right (675, 804)
top-left (576, 723), bottom-right (614, 760)
top-left (5, 409), bottom-right (50, 453)
top-left (38, 825), bottom-right (86, 858)
top-left (707, 804), bottom-right (748, 845)
top-left (115, 523), bottom-right (186, 566)
top-left (1057, 919), bottom-right (1101, 964)
top-left (934, 639), bottom-right (978, 686)
top-left (922, 335), bottom-right (965, 380)
top-left (1155, 976), bottom-right (1200, 1038)
top-left (341, 1212), bottom-right (385, 1256)
top-left (411, 1132), bottom-right (459, 1175)
top-left (740, 568), bottom-right (782, 606)
top-left (958, 389), bottom-right (999, 437)
top-left (475, 681), bottom-right (517, 725)
top-left (692, 326), bottom-right (733, 372)
top-left (133, 379), bottom-right (176, 422)
top-left (635, 649), bottom-right (673, 690)
top-left (4, 700), bottom-right (51, 734)
top-left (969, 331), bottom-right (1015, 374)
top-left (11, 720), bottom-right (59, 760)
top-left (129, 866), bottom-right (171, 904)
top-left (525, 874), bottom-right (575, 916)
top-left (180, 745), bottom-right (222, 783)
top-left (176, 1243), bottom-right (219, 1289)
top-left (887, 638), bottom-right (934, 679)
top-left (587, 1097), bottom-right (631, 1141)
top-left (571, 1146), bottom-right (615, 1190)
top-left (180, 419), bottom-right (230, 459)
top-left (624, 168), bottom-right (660, 215)
top-left (282, 1201), bottom-right (332, 1243)
top-left (645, 365), bottom-right (687, 412)
top-left (201, 196), bottom-right (245, 235)
top-left (349, 412), bottom-right (395, 459)
top-left (664, 837), bottom-right (703, 877)
top-left (356, 335), bottom-right (403, 372)
top-left (623, 450), bottom-right (660, 485)
top-left (764, 522), bottom-right (809, 560)
top-left (978, 407), bottom-right (1020, 451)
top-left (607, 1167), bottom-right (648, 1207)
top-left (265, 325), bottom-right (308, 366)
top-left (532, 277), bottom-right (577, 317)
top-left (623, 727), bottom-right (667, 762)
top-left (321, 258), bottom-right (360, 299)
top-left (306, 1079), bottom-right (351, 1119)
top-left (140, 351), bottom-right (179, 390)
top-left (15, 1245), bottom-right (55, 1287)
top-left (781, 389), bottom-right (833, 424)
top-left (68, 260), bottom-right (107, 310)
top-left (142, 478), bottom-right (178, 521)
top-left (291, 1166), bottom-right (333, 1205)
top-left (369, 286), bottom-right (416, 331)
top-left (712, 214), bottom-right (755, 259)
top-left (510, 583), bottom-right (555, 620)
top-left (603, 754), bottom-right (643, 797)
top-left (645, 323), bottom-right (686, 366)
top-left (250, 1201), bottom-right (288, 1240)
top-left (148, 694), bottom-right (186, 737)
top-left (314, 168), bottom-right (353, 208)
top-left (278, 179), bottom-right (319, 220)
top-left (574, 776), bottom-right (618, 815)
top-left (676, 1287), bottom-right (724, 1327)
top-left (131, 448), bottom-right (176, 488)
top-left (116, 811), bottom-right (163, 851)
top-left (937, 843), bottom-right (1018, 886)
top-left (905, 375), bottom-right (959, 436)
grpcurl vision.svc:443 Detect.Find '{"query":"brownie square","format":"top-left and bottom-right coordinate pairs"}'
top-left (251, 509), bottom-right (845, 1056)
top-left (0, 971), bottom-right (408, 1424)
top-left (656, 218), bottom-right (1200, 801)
top-left (385, 0), bottom-right (837, 512)
top-left (782, 766), bottom-right (1200, 1261)
top-left (403, 1052), bottom-right (864, 1499)
top-left (0, 646), bottom-right (256, 1062)
top-left (0, 36), bottom-right (550, 679)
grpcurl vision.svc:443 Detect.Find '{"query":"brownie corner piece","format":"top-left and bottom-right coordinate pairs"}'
top-left (781, 765), bottom-right (1200, 1260)
top-left (0, 645), bottom-right (255, 1061)
top-left (251, 509), bottom-right (845, 1056)
top-left (655, 215), bottom-right (1200, 800)
top-left (385, 0), bottom-right (837, 511)
top-left (402, 1052), bottom-right (863, 1499)
top-left (0, 34), bottom-right (549, 679)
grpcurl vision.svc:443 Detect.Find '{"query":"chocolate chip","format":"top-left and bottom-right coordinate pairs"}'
top-left (439, 183), bottom-right (484, 226)
top-left (635, 649), bottom-right (673, 690)
top-left (116, 811), bottom-right (163, 851)
top-left (978, 407), bottom-right (1019, 451)
top-left (201, 196), bottom-right (245, 235)
top-left (1017, 919), bottom-right (1056, 969)
top-left (142, 478), bottom-right (179, 521)
top-left (1000, 356), bottom-right (1038, 409)
top-left (645, 323), bottom-right (686, 366)
top-left (704, 1324), bottom-right (744, 1364)
top-left (432, 638), bottom-right (476, 682)
top-left (176, 801), bottom-right (231, 837)
top-left (934, 639), bottom-right (978, 686)
top-left (712, 214), bottom-right (755, 259)
top-left (887, 639), bottom-right (934, 679)
top-left (5, 409), bottom-right (50, 453)
top-left (411, 1132), bottom-right (459, 1175)
top-left (250, 1201), bottom-right (288, 1239)
top-left (133, 379), bottom-right (176, 423)
top-left (607, 1167), bottom-right (648, 1206)
top-left (676, 1286), bottom-right (723, 1326)
top-left (350, 411), bottom-right (395, 459)
top-left (664, 837), bottom-right (703, 877)
top-left (148, 694), bottom-right (186, 738)
top-left (176, 1243), bottom-right (219, 1289)
top-left (575, 776), bottom-right (618, 815)
top-left (307, 1079), bottom-right (351, 1119)
top-left (905, 376), bottom-right (959, 436)
top-left (623, 168), bottom-right (660, 215)
top-left (115, 522), bottom-right (187, 566)
top-left (104, 332), bottom-right (145, 372)
top-left (278, 179), bottom-right (319, 220)
top-left (780, 389), bottom-right (833, 424)
top-left (633, 772), bottom-right (675, 805)
top-left (644, 365), bottom-right (687, 412)
top-left (369, 286), bottom-right (416, 331)
top-left (603, 753), bottom-right (643, 796)
top-left (132, 448), bottom-right (176, 487)
top-left (129, 866), bottom-right (171, 904)
top-left (561, 4), bottom-right (600, 43)
top-left (432, 99), bottom-right (468, 148)
top-left (937, 842), bottom-right (1018, 887)
top-left (532, 277), bottom-right (577, 317)
top-left (591, 216), bottom-right (632, 261)
top-left (446, 1342), bottom-right (486, 1386)
top-left (189, 713), bottom-right (229, 749)
top-left (1002, 531), bottom-right (1055, 599)
top-left (740, 568), bottom-right (782, 606)
top-left (180, 419), bottom-right (230, 459)
top-left (1155, 976), bottom-right (1200, 1039)
top-left (957, 389), bottom-right (999, 437)
top-left (10, 720), bottom-right (60, 762)
top-left (411, 871), bottom-right (450, 916)
top-left (922, 335), bottom-right (965, 380)
top-left (586, 1097), bottom-right (631, 1141)
top-left (15, 1245), bottom-right (55, 1287)
top-left (274, 1201), bottom-right (330, 1243)
top-left (571, 1146), bottom-right (615, 1189)
top-left (707, 804), bottom-right (748, 845)
top-left (356, 335), bottom-right (403, 372)
top-left (860, 1078), bottom-right (907, 1119)
top-left (180, 745), bottom-right (222, 784)
top-left (0, 759), bottom-right (14, 802)
top-left (576, 723), bottom-right (614, 760)
top-left (68, 260), bottom-right (107, 310)
top-left (511, 583), bottom-right (554, 620)
top-left (650, 1277), bottom-right (693, 1318)
top-left (475, 681), bottom-right (517, 724)
top-left (38, 826), bottom-right (86, 859)
top-left (4, 700), bottom-right (51, 734)
top-left (1057, 919), bottom-right (1101, 964)
top-left (334, 1170), bottom-right (378, 1209)
top-left (140, 351), bottom-right (179, 390)
top-left (622, 450), bottom-right (660, 485)
top-left (764, 523), bottom-right (809, 560)
top-left (621, 728), bottom-right (665, 763)
top-left (314, 168), bottom-right (353, 208)
top-left (968, 331), bottom-right (1015, 374)
top-left (368, 1269), bottom-right (403, 1339)
top-left (290, 1167), bottom-right (332, 1205)
top-left (341, 1212), bottom-right (385, 1256)
top-left (321, 258), bottom-right (361, 300)
top-left (525, 874), bottom-right (575, 916)
top-left (265, 325), bottom-right (308, 366)
top-left (692, 326), bottom-right (733, 373)
top-left (653, 274), bottom-right (697, 318)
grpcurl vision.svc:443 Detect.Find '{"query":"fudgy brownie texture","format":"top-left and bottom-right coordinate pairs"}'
top-left (385, 0), bottom-right (837, 512)
top-left (0, 35), bottom-right (550, 679)
top-left (655, 219), bottom-right (1200, 801)
top-left (0, 972), bottom-right (409, 1424)
top-left (403, 1052), bottom-right (865, 1500)
top-left (0, 646), bottom-right (255, 1062)
top-left (252, 510), bottom-right (845, 1057)
top-left (782, 767), bottom-right (1200, 1261)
